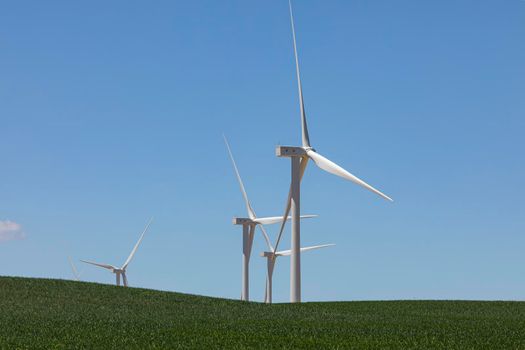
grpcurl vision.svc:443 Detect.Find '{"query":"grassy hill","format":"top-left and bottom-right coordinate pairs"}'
top-left (1, 277), bottom-right (524, 349)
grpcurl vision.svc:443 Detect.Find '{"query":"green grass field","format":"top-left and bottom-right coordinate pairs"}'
top-left (1, 276), bottom-right (524, 349)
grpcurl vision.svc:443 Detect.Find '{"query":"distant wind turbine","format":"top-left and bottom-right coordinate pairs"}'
top-left (223, 136), bottom-right (316, 301)
top-left (274, 0), bottom-right (393, 303)
top-left (261, 243), bottom-right (334, 304)
top-left (81, 218), bottom-right (153, 287)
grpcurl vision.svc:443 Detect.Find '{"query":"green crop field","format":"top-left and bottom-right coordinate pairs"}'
top-left (0, 277), bottom-right (524, 349)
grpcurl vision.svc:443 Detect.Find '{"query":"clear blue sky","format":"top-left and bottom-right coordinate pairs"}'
top-left (1, 0), bottom-right (524, 302)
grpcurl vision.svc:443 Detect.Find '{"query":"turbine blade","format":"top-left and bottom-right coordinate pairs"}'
top-left (80, 260), bottom-right (116, 271)
top-left (253, 214), bottom-right (317, 225)
top-left (258, 225), bottom-right (274, 252)
top-left (68, 256), bottom-right (80, 281)
top-left (276, 243), bottom-right (335, 256)
top-left (223, 135), bottom-right (257, 220)
top-left (273, 156), bottom-right (309, 253)
top-left (122, 218), bottom-right (153, 270)
top-left (289, 0), bottom-right (310, 148)
top-left (306, 150), bottom-right (393, 202)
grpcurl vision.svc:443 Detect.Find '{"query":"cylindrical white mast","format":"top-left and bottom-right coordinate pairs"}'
top-left (241, 224), bottom-right (249, 301)
top-left (290, 157), bottom-right (301, 303)
top-left (241, 224), bottom-right (253, 301)
top-left (266, 257), bottom-right (275, 304)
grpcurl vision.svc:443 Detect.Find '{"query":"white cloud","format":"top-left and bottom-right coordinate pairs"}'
top-left (0, 220), bottom-right (25, 242)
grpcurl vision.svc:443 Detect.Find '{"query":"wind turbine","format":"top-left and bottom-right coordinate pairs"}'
top-left (223, 136), bottom-right (316, 301)
top-left (274, 1), bottom-right (393, 303)
top-left (261, 243), bottom-right (334, 304)
top-left (68, 256), bottom-right (81, 281)
top-left (81, 218), bottom-right (153, 287)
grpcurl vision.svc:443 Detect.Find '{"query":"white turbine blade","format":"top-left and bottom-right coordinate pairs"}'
top-left (80, 260), bottom-right (116, 271)
top-left (68, 256), bottom-right (80, 281)
top-left (122, 218), bottom-right (153, 270)
top-left (273, 157), bottom-right (309, 253)
top-left (289, 0), bottom-right (310, 148)
top-left (223, 135), bottom-right (256, 220)
top-left (253, 214), bottom-right (317, 225)
top-left (258, 225), bottom-right (274, 252)
top-left (276, 243), bottom-right (335, 257)
top-left (306, 150), bottom-right (393, 202)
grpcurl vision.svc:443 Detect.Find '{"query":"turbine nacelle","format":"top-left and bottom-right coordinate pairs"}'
top-left (260, 251), bottom-right (276, 258)
top-left (275, 146), bottom-right (308, 158)
top-left (232, 217), bottom-right (254, 225)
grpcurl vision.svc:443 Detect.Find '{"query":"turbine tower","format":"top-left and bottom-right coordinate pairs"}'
top-left (261, 244), bottom-right (334, 304)
top-left (81, 218), bottom-right (153, 287)
top-left (224, 136), bottom-right (315, 301)
top-left (275, 1), bottom-right (393, 303)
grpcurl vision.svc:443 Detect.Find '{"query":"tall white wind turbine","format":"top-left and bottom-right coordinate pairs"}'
top-left (261, 243), bottom-right (334, 304)
top-left (274, 1), bottom-right (393, 303)
top-left (224, 136), bottom-right (316, 301)
top-left (81, 218), bottom-right (153, 287)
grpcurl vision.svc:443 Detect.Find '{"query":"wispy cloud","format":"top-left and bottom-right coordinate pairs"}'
top-left (0, 220), bottom-right (25, 242)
